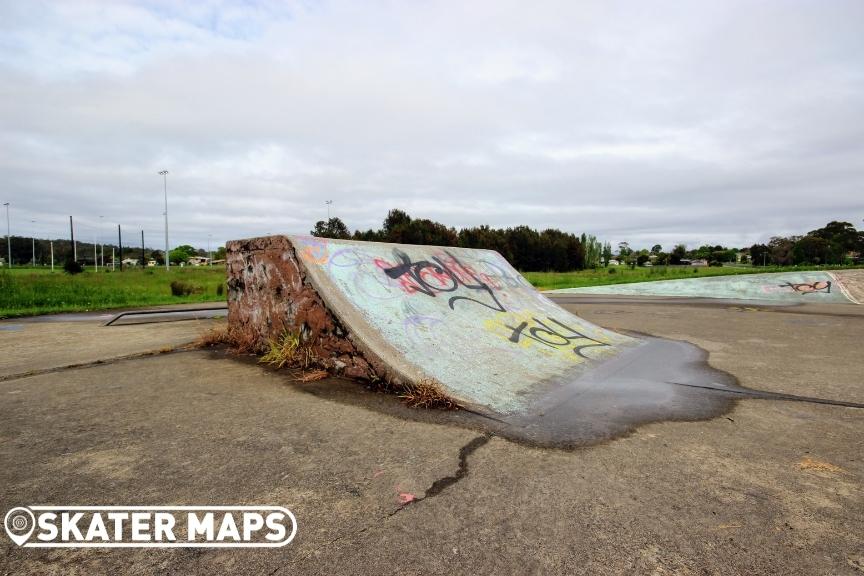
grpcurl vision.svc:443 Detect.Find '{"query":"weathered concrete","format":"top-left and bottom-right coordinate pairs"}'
top-left (1, 299), bottom-right (862, 575)
top-left (551, 270), bottom-right (861, 304)
top-left (227, 235), bottom-right (638, 414)
top-left (0, 316), bottom-right (214, 380)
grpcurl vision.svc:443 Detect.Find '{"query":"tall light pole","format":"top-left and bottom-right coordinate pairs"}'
top-left (159, 170), bottom-right (169, 271)
top-left (99, 215), bottom-right (104, 268)
top-left (31, 219), bottom-right (36, 267)
top-left (208, 233), bottom-right (212, 265)
top-left (326, 200), bottom-right (333, 220)
top-left (4, 203), bottom-right (10, 268)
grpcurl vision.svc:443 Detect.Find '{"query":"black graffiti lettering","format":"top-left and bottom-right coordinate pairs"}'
top-left (506, 316), bottom-right (609, 359)
top-left (381, 249), bottom-right (505, 312)
top-left (779, 280), bottom-right (832, 294)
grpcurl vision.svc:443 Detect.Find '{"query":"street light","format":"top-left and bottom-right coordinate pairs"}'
top-left (99, 215), bottom-right (104, 268)
top-left (93, 223), bottom-right (98, 272)
top-left (208, 234), bottom-right (212, 265)
top-left (4, 203), bottom-right (10, 268)
top-left (326, 200), bottom-right (333, 220)
top-left (159, 170), bottom-right (169, 271)
top-left (31, 219), bottom-right (36, 267)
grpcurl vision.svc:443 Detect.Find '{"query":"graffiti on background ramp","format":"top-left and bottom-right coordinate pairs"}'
top-left (227, 235), bottom-right (639, 414)
top-left (549, 271), bottom-right (861, 304)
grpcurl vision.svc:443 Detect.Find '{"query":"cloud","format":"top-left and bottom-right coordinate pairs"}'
top-left (0, 0), bottom-right (862, 251)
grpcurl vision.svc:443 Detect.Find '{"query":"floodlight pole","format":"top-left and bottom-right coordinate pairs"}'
top-left (33, 236), bottom-right (36, 266)
top-left (326, 200), bottom-right (333, 220)
top-left (50, 241), bottom-right (54, 271)
top-left (99, 215), bottom-right (104, 267)
top-left (70, 216), bottom-right (77, 261)
top-left (159, 170), bottom-right (169, 271)
top-left (31, 220), bottom-right (36, 267)
top-left (4, 203), bottom-right (10, 268)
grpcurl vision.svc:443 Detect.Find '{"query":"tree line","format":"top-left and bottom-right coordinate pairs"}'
top-left (312, 209), bottom-right (613, 272)
top-left (313, 210), bottom-right (863, 272)
top-left (748, 221), bottom-right (863, 266)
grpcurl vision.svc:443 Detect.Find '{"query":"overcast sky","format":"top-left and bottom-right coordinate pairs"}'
top-left (1, 0), bottom-right (862, 251)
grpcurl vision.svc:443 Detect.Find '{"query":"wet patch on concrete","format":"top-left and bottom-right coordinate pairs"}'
top-left (225, 330), bottom-right (862, 449)
top-left (217, 334), bottom-right (740, 448)
top-left (493, 334), bottom-right (739, 446)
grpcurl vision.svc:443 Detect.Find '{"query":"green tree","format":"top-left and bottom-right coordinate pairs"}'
top-left (807, 221), bottom-right (860, 264)
top-left (169, 245), bottom-right (196, 265)
top-left (769, 236), bottom-right (795, 266)
top-left (601, 242), bottom-right (613, 267)
top-left (311, 217), bottom-right (351, 240)
top-left (749, 243), bottom-right (771, 266)
top-left (670, 244), bottom-right (687, 265)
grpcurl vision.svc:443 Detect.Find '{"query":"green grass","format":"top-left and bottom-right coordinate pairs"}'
top-left (0, 267), bottom-right (226, 318)
top-left (523, 264), bottom-right (863, 291)
top-left (3, 262), bottom-right (861, 318)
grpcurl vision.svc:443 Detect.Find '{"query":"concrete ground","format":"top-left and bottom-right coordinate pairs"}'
top-left (0, 299), bottom-right (862, 575)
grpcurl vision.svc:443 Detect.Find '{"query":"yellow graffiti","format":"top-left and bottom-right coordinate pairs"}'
top-left (484, 311), bottom-right (620, 362)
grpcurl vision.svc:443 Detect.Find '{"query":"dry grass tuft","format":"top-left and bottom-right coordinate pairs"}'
top-left (296, 369), bottom-right (329, 382)
top-left (195, 323), bottom-right (261, 354)
top-left (260, 330), bottom-right (316, 369)
top-left (398, 379), bottom-right (459, 410)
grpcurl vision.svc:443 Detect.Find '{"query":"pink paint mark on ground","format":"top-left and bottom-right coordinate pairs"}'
top-left (398, 492), bottom-right (416, 504)
top-left (372, 469), bottom-right (385, 479)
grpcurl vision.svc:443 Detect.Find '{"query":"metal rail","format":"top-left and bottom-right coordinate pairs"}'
top-left (104, 305), bottom-right (228, 326)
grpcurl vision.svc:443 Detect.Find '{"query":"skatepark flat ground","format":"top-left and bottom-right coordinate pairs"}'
top-left (1, 298), bottom-right (862, 575)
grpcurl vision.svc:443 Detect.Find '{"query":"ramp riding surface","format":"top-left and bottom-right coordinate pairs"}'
top-left (227, 236), bottom-right (737, 444)
top-left (550, 270), bottom-right (862, 304)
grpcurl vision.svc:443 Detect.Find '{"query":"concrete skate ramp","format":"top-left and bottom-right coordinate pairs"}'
top-left (551, 271), bottom-right (861, 304)
top-left (227, 235), bottom-right (639, 414)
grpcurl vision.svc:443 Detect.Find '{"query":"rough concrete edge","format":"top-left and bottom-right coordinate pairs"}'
top-left (828, 271), bottom-right (862, 305)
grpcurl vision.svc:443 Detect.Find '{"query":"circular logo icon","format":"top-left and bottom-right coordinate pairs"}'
top-left (4, 507), bottom-right (35, 546)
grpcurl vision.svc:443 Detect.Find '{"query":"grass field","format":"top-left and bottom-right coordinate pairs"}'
top-left (0, 267), bottom-right (225, 318)
top-left (2, 263), bottom-right (861, 318)
top-left (523, 264), bottom-right (862, 291)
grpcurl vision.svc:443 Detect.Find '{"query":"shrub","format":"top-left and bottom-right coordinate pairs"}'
top-left (607, 268), bottom-right (617, 274)
top-left (216, 283), bottom-right (224, 296)
top-left (63, 260), bottom-right (84, 275)
top-left (170, 280), bottom-right (203, 296)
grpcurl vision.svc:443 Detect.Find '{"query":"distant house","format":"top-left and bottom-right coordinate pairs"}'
top-left (210, 259), bottom-right (226, 266)
top-left (607, 259), bottom-right (621, 266)
top-left (147, 259), bottom-right (157, 267)
top-left (121, 258), bottom-right (139, 267)
top-left (690, 259), bottom-right (709, 267)
top-left (187, 256), bottom-right (211, 266)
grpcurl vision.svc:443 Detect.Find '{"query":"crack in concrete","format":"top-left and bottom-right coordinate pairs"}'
top-left (0, 345), bottom-right (193, 383)
top-left (275, 434), bottom-right (491, 575)
top-left (414, 434), bottom-right (491, 502)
